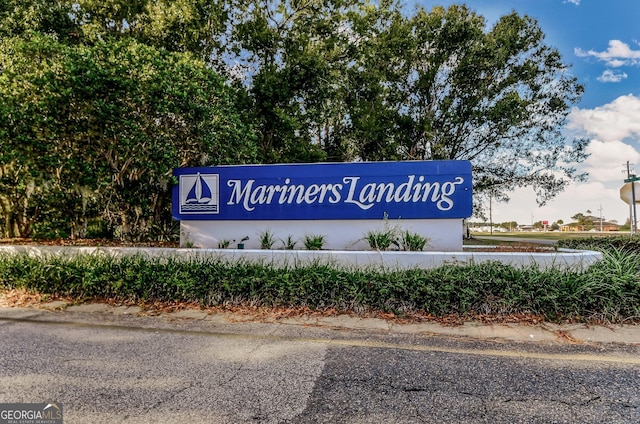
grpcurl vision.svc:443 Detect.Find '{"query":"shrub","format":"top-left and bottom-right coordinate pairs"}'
top-left (280, 235), bottom-right (297, 250)
top-left (302, 234), bottom-right (326, 250)
top-left (396, 231), bottom-right (429, 251)
top-left (557, 235), bottom-right (640, 252)
top-left (218, 239), bottom-right (232, 249)
top-left (259, 229), bottom-right (276, 249)
top-left (1, 244), bottom-right (638, 322)
top-left (363, 228), bottom-right (397, 250)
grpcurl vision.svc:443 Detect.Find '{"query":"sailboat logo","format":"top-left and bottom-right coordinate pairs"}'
top-left (179, 173), bottom-right (219, 214)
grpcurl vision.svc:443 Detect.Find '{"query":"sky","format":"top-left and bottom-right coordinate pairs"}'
top-left (415, 0), bottom-right (640, 226)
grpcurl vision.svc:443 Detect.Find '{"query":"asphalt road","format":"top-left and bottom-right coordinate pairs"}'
top-left (1, 308), bottom-right (639, 424)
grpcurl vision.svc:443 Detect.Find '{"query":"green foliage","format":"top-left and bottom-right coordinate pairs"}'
top-left (148, 221), bottom-right (180, 243)
top-left (0, 1), bottom-right (77, 41)
top-left (0, 0), bottom-right (586, 238)
top-left (569, 213), bottom-right (594, 230)
top-left (217, 240), bottom-right (232, 249)
top-left (557, 235), bottom-right (640, 252)
top-left (336, 3), bottom-right (586, 210)
top-left (302, 234), bottom-right (326, 250)
top-left (0, 0), bottom-right (227, 60)
top-left (1, 246), bottom-right (639, 322)
top-left (280, 235), bottom-right (297, 250)
top-left (396, 231), bottom-right (429, 251)
top-left (0, 33), bottom-right (257, 239)
top-left (227, 0), bottom-right (587, 207)
top-left (228, 0), bottom-right (350, 163)
top-left (362, 217), bottom-right (430, 251)
top-left (363, 228), bottom-right (397, 251)
top-left (259, 229), bottom-right (276, 249)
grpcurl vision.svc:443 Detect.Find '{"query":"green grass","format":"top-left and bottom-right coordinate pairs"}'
top-left (1, 238), bottom-right (639, 323)
top-left (464, 238), bottom-right (540, 247)
top-left (471, 231), bottom-right (625, 241)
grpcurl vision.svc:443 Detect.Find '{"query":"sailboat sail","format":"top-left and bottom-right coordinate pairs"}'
top-left (186, 173), bottom-right (212, 204)
top-left (185, 180), bottom-right (199, 204)
top-left (198, 175), bottom-right (212, 203)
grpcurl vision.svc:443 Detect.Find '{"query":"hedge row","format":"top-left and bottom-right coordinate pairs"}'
top-left (1, 247), bottom-right (639, 322)
top-left (557, 235), bottom-right (640, 252)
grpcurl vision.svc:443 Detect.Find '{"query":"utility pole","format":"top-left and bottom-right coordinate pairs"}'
top-left (625, 161), bottom-right (638, 235)
top-left (598, 204), bottom-right (603, 232)
top-left (489, 191), bottom-right (493, 235)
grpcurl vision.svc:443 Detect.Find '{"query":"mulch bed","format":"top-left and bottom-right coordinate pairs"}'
top-left (463, 245), bottom-right (557, 253)
top-left (0, 238), bottom-right (179, 248)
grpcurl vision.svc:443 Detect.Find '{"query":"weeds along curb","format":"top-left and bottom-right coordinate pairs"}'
top-left (0, 243), bottom-right (637, 323)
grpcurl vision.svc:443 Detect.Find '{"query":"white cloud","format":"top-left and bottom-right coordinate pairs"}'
top-left (584, 139), bottom-right (640, 182)
top-left (575, 40), bottom-right (640, 67)
top-left (568, 94), bottom-right (640, 143)
top-left (596, 69), bottom-right (628, 83)
top-left (489, 95), bottom-right (640, 225)
top-left (564, 0), bottom-right (580, 5)
top-left (490, 182), bottom-right (626, 225)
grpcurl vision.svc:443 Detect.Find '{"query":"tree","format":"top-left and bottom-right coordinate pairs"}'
top-left (570, 212), bottom-right (593, 231)
top-left (0, 33), bottom-right (68, 237)
top-left (499, 221), bottom-right (518, 231)
top-left (620, 218), bottom-right (631, 231)
top-left (68, 0), bottom-right (229, 61)
top-left (0, 33), bottom-right (258, 238)
top-left (0, 1), bottom-right (77, 41)
top-left (1, 1), bottom-right (589, 237)
top-left (335, 4), bottom-right (587, 210)
top-left (0, 0), bottom-right (229, 60)
top-left (227, 0), bottom-right (367, 163)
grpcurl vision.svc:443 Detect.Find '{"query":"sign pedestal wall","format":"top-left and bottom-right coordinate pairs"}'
top-left (180, 219), bottom-right (463, 251)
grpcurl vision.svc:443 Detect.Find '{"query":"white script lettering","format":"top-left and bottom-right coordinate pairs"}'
top-left (227, 175), bottom-right (466, 212)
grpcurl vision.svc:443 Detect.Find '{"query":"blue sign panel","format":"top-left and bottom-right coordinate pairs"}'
top-left (172, 160), bottom-right (472, 220)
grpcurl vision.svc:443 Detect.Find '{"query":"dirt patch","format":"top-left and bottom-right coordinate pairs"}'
top-left (0, 289), bottom-right (75, 308)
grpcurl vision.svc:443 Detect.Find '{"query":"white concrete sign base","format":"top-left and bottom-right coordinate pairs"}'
top-left (0, 245), bottom-right (601, 271)
top-left (180, 219), bottom-right (463, 251)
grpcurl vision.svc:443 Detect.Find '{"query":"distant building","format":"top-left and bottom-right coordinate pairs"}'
top-left (517, 225), bottom-right (534, 232)
top-left (560, 215), bottom-right (620, 232)
top-left (468, 224), bottom-right (509, 233)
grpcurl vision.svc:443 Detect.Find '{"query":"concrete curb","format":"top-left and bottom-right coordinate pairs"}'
top-left (13, 301), bottom-right (640, 345)
top-left (0, 244), bottom-right (602, 270)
